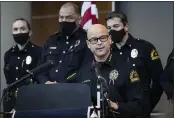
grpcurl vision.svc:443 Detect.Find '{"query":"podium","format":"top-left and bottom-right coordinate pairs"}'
top-left (13, 83), bottom-right (91, 118)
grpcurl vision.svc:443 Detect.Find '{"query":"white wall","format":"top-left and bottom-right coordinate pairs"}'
top-left (0, 2), bottom-right (31, 101)
top-left (120, 2), bottom-right (173, 118)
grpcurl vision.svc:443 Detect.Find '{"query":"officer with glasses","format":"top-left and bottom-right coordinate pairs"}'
top-left (75, 24), bottom-right (144, 118)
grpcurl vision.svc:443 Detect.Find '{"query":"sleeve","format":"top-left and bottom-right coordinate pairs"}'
top-left (115, 71), bottom-right (144, 116)
top-left (36, 42), bottom-right (50, 84)
top-left (3, 51), bottom-right (10, 84)
top-left (160, 49), bottom-right (174, 100)
top-left (145, 43), bottom-right (163, 110)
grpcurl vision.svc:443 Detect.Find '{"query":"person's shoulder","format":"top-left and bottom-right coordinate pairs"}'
top-left (4, 45), bottom-right (16, 59)
top-left (5, 45), bottom-right (16, 54)
top-left (134, 38), bottom-right (155, 48)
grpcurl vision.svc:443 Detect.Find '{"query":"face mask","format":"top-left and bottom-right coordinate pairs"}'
top-left (13, 32), bottom-right (29, 45)
top-left (109, 28), bottom-right (126, 43)
top-left (59, 21), bottom-right (77, 36)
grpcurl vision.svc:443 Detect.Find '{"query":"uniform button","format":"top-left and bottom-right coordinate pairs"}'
top-left (63, 51), bottom-right (66, 54)
top-left (32, 45), bottom-right (34, 47)
top-left (66, 42), bottom-right (69, 44)
top-left (129, 45), bottom-right (131, 47)
top-left (16, 78), bottom-right (18, 80)
top-left (25, 49), bottom-right (27, 51)
top-left (133, 64), bottom-right (135, 66)
top-left (50, 52), bottom-right (52, 54)
top-left (17, 57), bottom-right (20, 59)
top-left (16, 67), bottom-right (19, 70)
top-left (55, 70), bottom-right (58, 72)
top-left (26, 70), bottom-right (29, 72)
top-left (120, 52), bottom-right (122, 55)
top-left (59, 60), bottom-right (62, 63)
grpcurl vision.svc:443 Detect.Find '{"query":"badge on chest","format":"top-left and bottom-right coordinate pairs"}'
top-left (109, 69), bottom-right (119, 85)
top-left (26, 56), bottom-right (32, 65)
top-left (131, 49), bottom-right (138, 58)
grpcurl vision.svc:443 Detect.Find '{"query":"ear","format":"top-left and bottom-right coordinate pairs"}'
top-left (76, 16), bottom-right (82, 25)
top-left (108, 35), bottom-right (113, 44)
top-left (124, 24), bottom-right (129, 32)
top-left (29, 30), bottom-right (32, 37)
top-left (86, 40), bottom-right (91, 49)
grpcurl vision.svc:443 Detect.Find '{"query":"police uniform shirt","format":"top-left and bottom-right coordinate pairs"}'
top-left (4, 41), bottom-right (42, 85)
top-left (37, 27), bottom-right (92, 83)
top-left (76, 51), bottom-right (144, 117)
top-left (112, 33), bottom-right (163, 110)
top-left (160, 48), bottom-right (174, 100)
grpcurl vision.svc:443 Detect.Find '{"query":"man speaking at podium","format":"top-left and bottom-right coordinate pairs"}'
top-left (74, 24), bottom-right (146, 118)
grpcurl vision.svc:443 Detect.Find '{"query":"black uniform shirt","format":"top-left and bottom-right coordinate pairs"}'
top-left (161, 48), bottom-right (174, 99)
top-left (37, 27), bottom-right (92, 83)
top-left (4, 41), bottom-right (42, 85)
top-left (76, 51), bottom-right (144, 117)
top-left (112, 34), bottom-right (163, 110)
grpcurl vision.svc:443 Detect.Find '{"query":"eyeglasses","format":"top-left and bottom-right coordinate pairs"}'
top-left (88, 35), bottom-right (109, 45)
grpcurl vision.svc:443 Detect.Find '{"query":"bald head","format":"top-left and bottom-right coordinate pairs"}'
top-left (86, 24), bottom-right (112, 62)
top-left (87, 24), bottom-right (109, 40)
top-left (60, 2), bottom-right (80, 16)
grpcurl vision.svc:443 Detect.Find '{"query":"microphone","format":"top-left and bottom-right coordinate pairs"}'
top-left (93, 62), bottom-right (102, 79)
top-left (93, 62), bottom-right (109, 98)
top-left (5, 60), bottom-right (55, 91)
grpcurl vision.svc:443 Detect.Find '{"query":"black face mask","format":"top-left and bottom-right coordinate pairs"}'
top-left (109, 28), bottom-right (126, 43)
top-left (59, 21), bottom-right (77, 36)
top-left (13, 33), bottom-right (29, 45)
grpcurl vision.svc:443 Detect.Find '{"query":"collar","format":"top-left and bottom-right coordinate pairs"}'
top-left (123, 33), bottom-right (135, 48)
top-left (90, 52), bottom-right (114, 71)
top-left (12, 41), bottom-right (33, 53)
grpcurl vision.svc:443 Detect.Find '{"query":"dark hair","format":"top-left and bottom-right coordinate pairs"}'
top-left (13, 18), bottom-right (31, 31)
top-left (105, 11), bottom-right (128, 26)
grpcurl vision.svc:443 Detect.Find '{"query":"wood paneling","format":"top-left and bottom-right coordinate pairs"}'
top-left (32, 1), bottom-right (112, 46)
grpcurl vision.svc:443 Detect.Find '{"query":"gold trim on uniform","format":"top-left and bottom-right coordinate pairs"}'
top-left (130, 70), bottom-right (139, 82)
top-left (151, 49), bottom-right (159, 60)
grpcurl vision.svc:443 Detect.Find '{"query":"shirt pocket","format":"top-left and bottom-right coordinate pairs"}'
top-left (44, 48), bottom-right (60, 61)
top-left (67, 46), bottom-right (85, 68)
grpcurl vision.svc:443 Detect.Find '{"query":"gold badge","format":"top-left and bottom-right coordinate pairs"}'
top-left (109, 70), bottom-right (119, 84)
top-left (130, 70), bottom-right (139, 82)
top-left (151, 49), bottom-right (159, 60)
top-left (74, 40), bottom-right (80, 47)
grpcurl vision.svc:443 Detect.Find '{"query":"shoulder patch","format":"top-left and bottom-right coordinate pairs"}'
top-left (151, 49), bottom-right (159, 60)
top-left (130, 70), bottom-right (140, 82)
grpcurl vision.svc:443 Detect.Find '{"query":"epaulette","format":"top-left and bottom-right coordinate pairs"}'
top-left (135, 38), bottom-right (152, 45)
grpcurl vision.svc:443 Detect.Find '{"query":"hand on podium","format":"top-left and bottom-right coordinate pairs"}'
top-left (45, 81), bottom-right (57, 84)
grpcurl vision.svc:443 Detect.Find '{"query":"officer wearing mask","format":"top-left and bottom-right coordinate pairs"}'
top-left (3, 18), bottom-right (42, 117)
top-left (106, 11), bottom-right (163, 118)
top-left (37, 2), bottom-right (91, 84)
top-left (75, 24), bottom-right (145, 118)
top-left (161, 48), bottom-right (174, 100)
